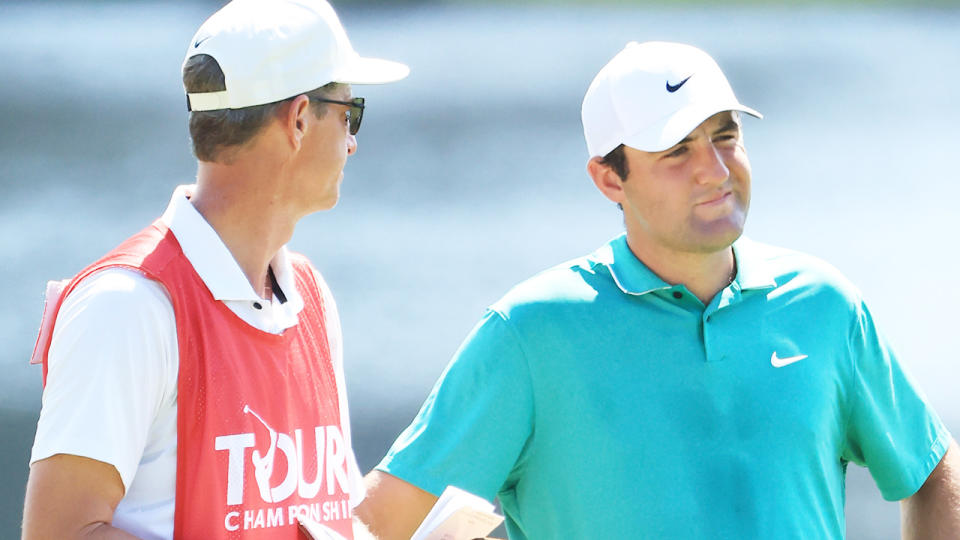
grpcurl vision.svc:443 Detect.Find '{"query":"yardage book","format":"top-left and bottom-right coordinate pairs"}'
top-left (409, 485), bottom-right (504, 540)
top-left (296, 485), bottom-right (503, 540)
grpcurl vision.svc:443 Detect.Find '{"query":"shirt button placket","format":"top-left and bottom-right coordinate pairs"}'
top-left (703, 309), bottom-right (717, 362)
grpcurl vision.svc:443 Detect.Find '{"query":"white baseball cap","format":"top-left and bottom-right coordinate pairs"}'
top-left (581, 41), bottom-right (761, 157)
top-left (184, 0), bottom-right (409, 112)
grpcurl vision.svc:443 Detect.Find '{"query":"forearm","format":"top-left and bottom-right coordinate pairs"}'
top-left (901, 440), bottom-right (960, 539)
top-left (79, 524), bottom-right (141, 540)
top-left (23, 501), bottom-right (140, 540)
top-left (22, 455), bottom-right (135, 540)
top-left (355, 470), bottom-right (438, 540)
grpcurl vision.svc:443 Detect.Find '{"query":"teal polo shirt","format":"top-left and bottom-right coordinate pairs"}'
top-left (377, 234), bottom-right (950, 539)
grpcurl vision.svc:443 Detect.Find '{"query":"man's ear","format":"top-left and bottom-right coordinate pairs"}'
top-left (587, 156), bottom-right (625, 205)
top-left (282, 94), bottom-right (312, 151)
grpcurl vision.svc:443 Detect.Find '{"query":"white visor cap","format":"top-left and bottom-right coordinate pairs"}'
top-left (184, 0), bottom-right (409, 112)
top-left (581, 41), bottom-right (761, 157)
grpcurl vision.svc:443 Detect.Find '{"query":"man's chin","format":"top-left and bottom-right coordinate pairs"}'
top-left (317, 195), bottom-right (339, 212)
top-left (689, 219), bottom-right (746, 253)
top-left (303, 190), bottom-right (340, 215)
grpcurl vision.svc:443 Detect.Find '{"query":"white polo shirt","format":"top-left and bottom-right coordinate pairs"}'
top-left (30, 185), bottom-right (365, 540)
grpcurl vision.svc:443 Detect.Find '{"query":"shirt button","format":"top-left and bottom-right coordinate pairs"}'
top-left (672, 291), bottom-right (683, 299)
top-left (253, 302), bottom-right (262, 310)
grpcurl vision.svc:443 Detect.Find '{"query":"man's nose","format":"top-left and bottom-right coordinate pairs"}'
top-left (695, 143), bottom-right (729, 185)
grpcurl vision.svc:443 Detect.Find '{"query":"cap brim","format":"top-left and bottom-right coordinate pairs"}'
top-left (623, 103), bottom-right (762, 153)
top-left (334, 56), bottom-right (410, 85)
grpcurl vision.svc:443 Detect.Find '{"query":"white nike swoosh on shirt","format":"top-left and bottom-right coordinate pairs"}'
top-left (770, 352), bottom-right (808, 368)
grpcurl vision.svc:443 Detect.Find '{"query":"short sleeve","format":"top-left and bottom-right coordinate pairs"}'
top-left (376, 309), bottom-right (535, 502)
top-left (841, 300), bottom-right (951, 500)
top-left (30, 268), bottom-right (177, 492)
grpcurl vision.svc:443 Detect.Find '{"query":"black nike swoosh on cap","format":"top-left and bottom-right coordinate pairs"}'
top-left (666, 76), bottom-right (691, 93)
top-left (194, 36), bottom-right (211, 48)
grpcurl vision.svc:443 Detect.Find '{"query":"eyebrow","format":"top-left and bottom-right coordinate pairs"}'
top-left (664, 117), bottom-right (742, 152)
top-left (712, 119), bottom-right (741, 135)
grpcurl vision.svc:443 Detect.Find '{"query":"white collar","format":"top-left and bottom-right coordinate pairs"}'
top-left (159, 184), bottom-right (304, 314)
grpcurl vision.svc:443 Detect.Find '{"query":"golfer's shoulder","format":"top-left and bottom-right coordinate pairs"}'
top-left (740, 238), bottom-right (864, 309)
top-left (491, 252), bottom-right (606, 319)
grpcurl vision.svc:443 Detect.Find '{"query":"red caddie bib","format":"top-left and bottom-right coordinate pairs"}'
top-left (32, 221), bottom-right (354, 539)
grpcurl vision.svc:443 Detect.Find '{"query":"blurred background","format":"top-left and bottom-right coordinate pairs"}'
top-left (2, 0), bottom-right (958, 538)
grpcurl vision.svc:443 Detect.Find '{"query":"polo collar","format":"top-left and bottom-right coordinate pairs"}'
top-left (603, 234), bottom-right (673, 296)
top-left (601, 233), bottom-right (777, 296)
top-left (731, 237), bottom-right (778, 291)
top-left (159, 185), bottom-right (304, 311)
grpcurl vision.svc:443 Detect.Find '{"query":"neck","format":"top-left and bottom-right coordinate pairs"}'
top-left (191, 153), bottom-right (298, 298)
top-left (625, 233), bottom-right (736, 305)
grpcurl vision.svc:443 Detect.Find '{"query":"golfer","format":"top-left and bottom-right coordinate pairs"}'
top-left (356, 41), bottom-right (960, 539)
top-left (22, 1), bottom-right (406, 538)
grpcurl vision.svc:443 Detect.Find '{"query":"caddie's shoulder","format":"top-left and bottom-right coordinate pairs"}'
top-left (63, 267), bottom-right (173, 321)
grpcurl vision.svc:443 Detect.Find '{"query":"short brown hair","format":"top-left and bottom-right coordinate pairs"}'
top-left (599, 144), bottom-right (629, 181)
top-left (183, 54), bottom-right (339, 163)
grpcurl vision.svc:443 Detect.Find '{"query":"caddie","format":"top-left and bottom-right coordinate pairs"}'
top-left (22, 1), bottom-right (407, 538)
top-left (355, 41), bottom-right (960, 539)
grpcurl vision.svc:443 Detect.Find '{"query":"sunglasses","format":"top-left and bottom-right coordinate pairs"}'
top-left (312, 97), bottom-right (365, 135)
